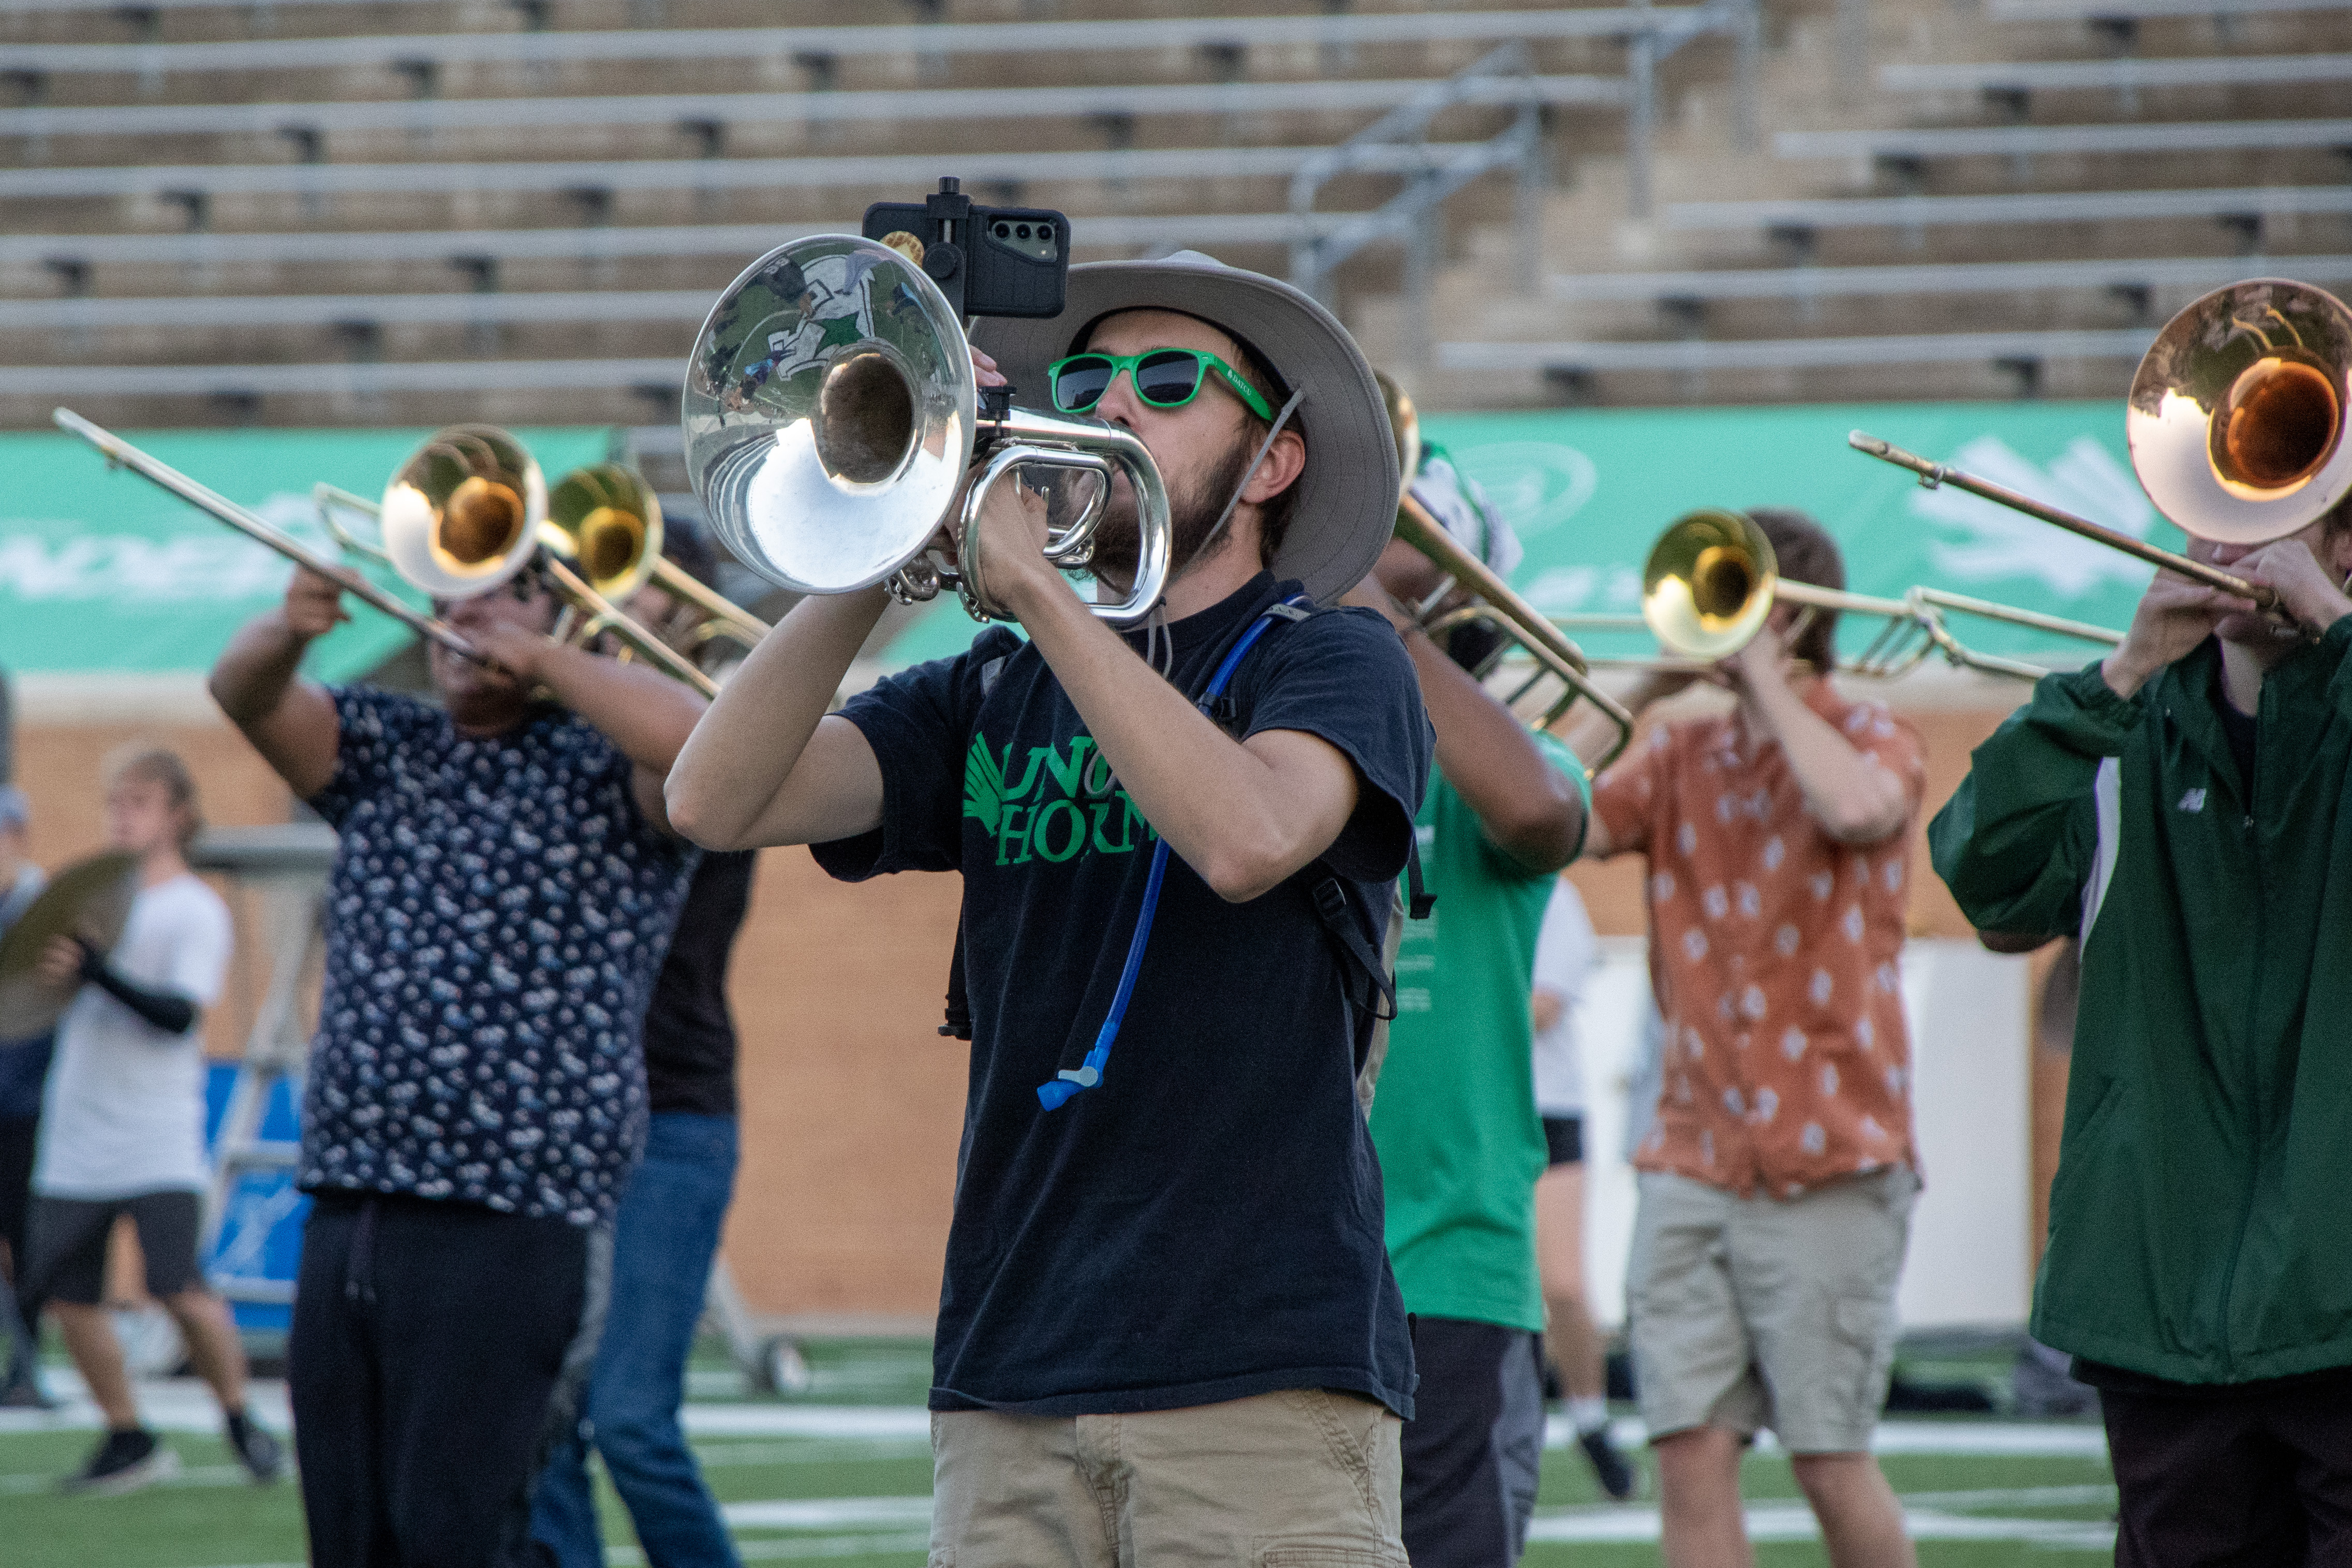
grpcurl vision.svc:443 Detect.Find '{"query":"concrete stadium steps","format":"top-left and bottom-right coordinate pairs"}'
top-left (2, 2), bottom-right (1764, 426)
top-left (1365, 0), bottom-right (2352, 407)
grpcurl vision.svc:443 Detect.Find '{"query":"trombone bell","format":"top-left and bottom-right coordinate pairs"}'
top-left (548, 463), bottom-right (664, 600)
top-left (1643, 509), bottom-right (1779, 661)
top-left (381, 425), bottom-right (545, 599)
top-left (2127, 278), bottom-right (2352, 544)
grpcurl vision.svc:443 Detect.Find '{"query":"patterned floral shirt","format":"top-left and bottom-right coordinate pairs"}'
top-left (300, 687), bottom-right (696, 1226)
top-left (1591, 681), bottom-right (1926, 1197)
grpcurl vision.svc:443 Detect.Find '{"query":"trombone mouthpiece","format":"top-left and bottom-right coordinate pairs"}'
top-left (1848, 431), bottom-right (1890, 455)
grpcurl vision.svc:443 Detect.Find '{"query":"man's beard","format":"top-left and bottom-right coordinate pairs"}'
top-left (1083, 440), bottom-right (1251, 590)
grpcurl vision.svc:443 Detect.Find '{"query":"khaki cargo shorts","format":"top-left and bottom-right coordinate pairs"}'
top-left (928, 1388), bottom-right (1407, 1568)
top-left (1626, 1165), bottom-right (1918, 1455)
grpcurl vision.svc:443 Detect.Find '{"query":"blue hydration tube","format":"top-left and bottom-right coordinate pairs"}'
top-left (1037, 596), bottom-right (1309, 1110)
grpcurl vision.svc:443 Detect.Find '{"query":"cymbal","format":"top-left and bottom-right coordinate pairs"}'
top-left (0, 851), bottom-right (140, 1041)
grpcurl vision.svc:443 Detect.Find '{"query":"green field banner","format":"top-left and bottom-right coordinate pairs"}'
top-left (0, 406), bottom-right (2161, 681)
top-left (877, 398), bottom-right (2167, 672)
top-left (0, 426), bottom-right (613, 679)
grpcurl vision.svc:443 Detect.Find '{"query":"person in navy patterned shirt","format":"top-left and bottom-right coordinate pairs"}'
top-left (211, 563), bottom-right (704, 1568)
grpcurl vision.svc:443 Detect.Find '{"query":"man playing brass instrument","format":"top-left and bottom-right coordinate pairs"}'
top-left (1932, 497), bottom-right (2352, 1561)
top-left (669, 253), bottom-right (1432, 1566)
top-left (210, 567), bottom-right (704, 1568)
top-left (1564, 509), bottom-right (1926, 1568)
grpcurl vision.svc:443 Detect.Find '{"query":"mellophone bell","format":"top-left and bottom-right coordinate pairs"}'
top-left (678, 232), bottom-right (1174, 626)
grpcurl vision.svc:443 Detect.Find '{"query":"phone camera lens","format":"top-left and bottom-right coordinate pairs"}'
top-left (993, 223), bottom-right (1010, 238)
top-left (1015, 224), bottom-right (1032, 239)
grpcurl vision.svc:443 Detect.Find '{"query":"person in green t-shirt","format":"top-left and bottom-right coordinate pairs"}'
top-left (1342, 441), bottom-right (1589, 1567)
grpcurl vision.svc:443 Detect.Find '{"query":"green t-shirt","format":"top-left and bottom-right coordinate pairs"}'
top-left (1368, 731), bottom-right (1587, 1332)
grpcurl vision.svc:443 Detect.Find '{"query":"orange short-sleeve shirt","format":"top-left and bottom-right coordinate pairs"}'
top-left (1591, 682), bottom-right (1926, 1197)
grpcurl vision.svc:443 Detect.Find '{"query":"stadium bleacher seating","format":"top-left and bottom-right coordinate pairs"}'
top-left (5, 0), bottom-right (2349, 423)
top-left (0, 0), bottom-right (1763, 428)
top-left (1426, 0), bottom-right (2352, 405)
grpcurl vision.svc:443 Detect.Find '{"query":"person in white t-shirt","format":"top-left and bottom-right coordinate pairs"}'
top-left (22, 747), bottom-right (280, 1494)
top-left (1530, 877), bottom-right (1636, 1499)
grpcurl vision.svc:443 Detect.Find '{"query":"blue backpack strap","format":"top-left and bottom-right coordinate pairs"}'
top-left (1037, 594), bottom-right (1311, 1111)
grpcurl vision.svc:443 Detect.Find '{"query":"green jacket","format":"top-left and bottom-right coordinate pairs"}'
top-left (1929, 624), bottom-right (2352, 1385)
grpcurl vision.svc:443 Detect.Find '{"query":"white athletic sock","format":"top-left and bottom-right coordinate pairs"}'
top-left (1567, 1395), bottom-right (1610, 1434)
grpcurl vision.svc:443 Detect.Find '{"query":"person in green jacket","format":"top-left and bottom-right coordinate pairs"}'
top-left (1930, 495), bottom-right (2352, 1563)
top-left (1343, 441), bottom-right (1591, 1565)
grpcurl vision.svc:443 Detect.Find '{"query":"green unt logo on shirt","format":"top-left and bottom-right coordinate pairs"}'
top-left (963, 733), bottom-right (1157, 866)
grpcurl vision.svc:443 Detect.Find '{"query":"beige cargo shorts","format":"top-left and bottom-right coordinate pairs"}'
top-left (1626, 1165), bottom-right (1918, 1455)
top-left (928, 1388), bottom-right (1408, 1568)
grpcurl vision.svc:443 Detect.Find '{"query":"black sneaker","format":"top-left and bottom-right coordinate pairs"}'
top-left (63, 1428), bottom-right (180, 1495)
top-left (225, 1410), bottom-right (284, 1484)
top-left (1578, 1424), bottom-right (1637, 1502)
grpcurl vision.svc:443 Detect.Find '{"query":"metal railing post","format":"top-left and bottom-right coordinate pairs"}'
top-left (1513, 100), bottom-right (1545, 294)
top-left (1628, 31), bottom-right (1656, 219)
top-left (1406, 173), bottom-right (1439, 366)
top-left (1735, 0), bottom-right (1763, 150)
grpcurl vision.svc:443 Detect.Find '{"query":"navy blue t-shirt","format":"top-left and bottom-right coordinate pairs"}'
top-left (816, 572), bottom-right (1433, 1417)
top-left (301, 687), bottom-right (697, 1227)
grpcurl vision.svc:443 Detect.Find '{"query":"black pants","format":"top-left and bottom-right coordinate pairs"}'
top-left (0, 1116), bottom-right (37, 1355)
top-left (0, 1115), bottom-right (36, 1278)
top-left (290, 1192), bottom-right (594, 1568)
top-left (2106, 1377), bottom-right (2352, 1567)
top-left (1401, 1316), bottom-right (1547, 1568)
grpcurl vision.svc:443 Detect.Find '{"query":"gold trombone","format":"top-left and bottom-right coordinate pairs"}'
top-left (1621, 507), bottom-right (2122, 681)
top-left (548, 464), bottom-right (770, 665)
top-left (1379, 373), bottom-right (1636, 771)
top-left (53, 407), bottom-right (497, 667)
top-left (1850, 278), bottom-right (2352, 626)
top-left (304, 429), bottom-right (721, 697)
top-left (309, 434), bottom-right (712, 696)
top-left (317, 459), bottom-right (768, 688)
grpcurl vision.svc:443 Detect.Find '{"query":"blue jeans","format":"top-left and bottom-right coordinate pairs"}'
top-left (531, 1113), bottom-right (742, 1568)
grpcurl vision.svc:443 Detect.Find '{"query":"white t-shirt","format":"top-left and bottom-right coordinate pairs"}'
top-left (1529, 879), bottom-right (1599, 1118)
top-left (36, 872), bottom-right (232, 1200)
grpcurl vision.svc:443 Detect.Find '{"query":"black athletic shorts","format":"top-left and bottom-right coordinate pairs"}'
top-left (23, 1190), bottom-right (204, 1305)
top-left (1542, 1114), bottom-right (1585, 1168)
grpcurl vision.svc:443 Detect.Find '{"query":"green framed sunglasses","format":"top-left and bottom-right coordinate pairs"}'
top-left (1045, 347), bottom-right (1277, 421)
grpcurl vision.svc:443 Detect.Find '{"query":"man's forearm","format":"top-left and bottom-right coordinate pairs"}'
top-left (209, 611), bottom-right (311, 727)
top-left (1748, 675), bottom-right (1906, 842)
top-left (1404, 630), bottom-right (1581, 872)
top-left (1010, 579), bottom-right (1350, 901)
top-left (667, 587), bottom-right (890, 846)
top-left (535, 642), bottom-right (708, 772)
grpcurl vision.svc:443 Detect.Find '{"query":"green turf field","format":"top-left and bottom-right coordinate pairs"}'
top-left (0, 1337), bottom-right (2117, 1567)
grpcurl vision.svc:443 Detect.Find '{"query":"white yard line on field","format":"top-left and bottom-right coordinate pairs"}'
top-left (1526, 1500), bottom-right (2115, 1547)
top-left (6, 1378), bottom-right (2104, 1461)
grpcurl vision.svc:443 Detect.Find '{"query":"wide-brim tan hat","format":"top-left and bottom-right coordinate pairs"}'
top-left (969, 251), bottom-right (1399, 606)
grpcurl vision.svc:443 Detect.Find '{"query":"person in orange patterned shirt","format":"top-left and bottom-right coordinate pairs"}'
top-left (1565, 509), bottom-right (1926, 1568)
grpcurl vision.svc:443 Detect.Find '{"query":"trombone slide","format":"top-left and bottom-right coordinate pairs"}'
top-left (1394, 493), bottom-right (1636, 772)
top-left (316, 480), bottom-right (720, 698)
top-left (53, 408), bottom-right (493, 667)
top-left (1849, 430), bottom-right (2287, 616)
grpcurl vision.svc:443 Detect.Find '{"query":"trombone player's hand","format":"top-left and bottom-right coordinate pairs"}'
top-left (1718, 617), bottom-right (1806, 694)
top-left (2101, 568), bottom-right (2243, 700)
top-left (284, 565), bottom-right (352, 641)
top-left (2229, 535), bottom-right (2352, 639)
top-left (455, 606), bottom-right (558, 688)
